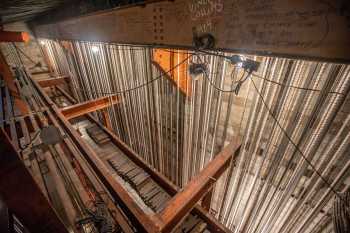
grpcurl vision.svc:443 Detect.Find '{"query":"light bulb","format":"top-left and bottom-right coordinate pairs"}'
top-left (91, 46), bottom-right (99, 53)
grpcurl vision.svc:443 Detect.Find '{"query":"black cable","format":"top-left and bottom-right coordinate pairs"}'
top-left (19, 129), bottom-right (41, 151)
top-left (196, 55), bottom-right (250, 94)
top-left (251, 73), bottom-right (345, 95)
top-left (250, 78), bottom-right (349, 209)
top-left (71, 55), bottom-right (192, 96)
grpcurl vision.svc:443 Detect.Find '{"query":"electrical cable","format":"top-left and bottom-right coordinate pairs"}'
top-left (250, 78), bottom-right (350, 210)
top-left (251, 72), bottom-right (345, 95)
top-left (196, 55), bottom-right (250, 94)
top-left (19, 129), bottom-right (41, 151)
top-left (71, 55), bottom-right (192, 96)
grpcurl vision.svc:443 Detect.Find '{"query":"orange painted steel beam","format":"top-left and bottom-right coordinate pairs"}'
top-left (0, 31), bottom-right (30, 42)
top-left (153, 49), bottom-right (191, 96)
top-left (0, 50), bottom-right (29, 115)
top-left (61, 96), bottom-right (120, 120)
top-left (157, 140), bottom-right (240, 232)
top-left (37, 76), bottom-right (70, 87)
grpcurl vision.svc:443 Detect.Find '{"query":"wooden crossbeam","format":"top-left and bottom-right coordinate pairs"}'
top-left (157, 141), bottom-right (240, 232)
top-left (60, 96), bottom-right (119, 119)
top-left (37, 76), bottom-right (70, 87)
top-left (0, 129), bottom-right (68, 233)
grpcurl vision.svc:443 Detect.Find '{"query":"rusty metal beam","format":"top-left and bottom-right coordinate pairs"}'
top-left (157, 140), bottom-right (240, 232)
top-left (33, 0), bottom-right (350, 63)
top-left (37, 76), bottom-right (70, 87)
top-left (53, 82), bottom-right (233, 233)
top-left (0, 129), bottom-right (68, 233)
top-left (88, 115), bottom-right (234, 233)
top-left (30, 77), bottom-right (160, 232)
top-left (60, 95), bottom-right (120, 119)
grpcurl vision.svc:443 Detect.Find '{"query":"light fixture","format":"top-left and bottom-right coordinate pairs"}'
top-left (91, 45), bottom-right (99, 53)
top-left (39, 40), bottom-right (45, 45)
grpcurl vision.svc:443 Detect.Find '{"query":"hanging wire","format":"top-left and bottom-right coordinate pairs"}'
top-left (250, 78), bottom-right (349, 210)
top-left (70, 54), bottom-right (192, 96)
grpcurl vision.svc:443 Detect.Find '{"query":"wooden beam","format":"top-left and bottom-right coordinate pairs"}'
top-left (37, 76), bottom-right (70, 88)
top-left (0, 129), bottom-right (68, 233)
top-left (60, 95), bottom-right (119, 119)
top-left (157, 141), bottom-right (240, 232)
top-left (33, 0), bottom-right (350, 63)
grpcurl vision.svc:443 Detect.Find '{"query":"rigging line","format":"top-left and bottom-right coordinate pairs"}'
top-left (251, 72), bottom-right (345, 95)
top-left (71, 55), bottom-right (192, 96)
top-left (12, 43), bottom-right (40, 66)
top-left (250, 78), bottom-right (350, 209)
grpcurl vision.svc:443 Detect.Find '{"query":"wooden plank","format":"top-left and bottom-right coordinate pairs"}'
top-left (33, 0), bottom-right (350, 62)
top-left (157, 140), bottom-right (240, 232)
top-left (37, 76), bottom-right (70, 88)
top-left (88, 115), bottom-right (234, 233)
top-left (30, 77), bottom-right (161, 232)
top-left (0, 129), bottom-right (69, 233)
top-left (61, 95), bottom-right (120, 119)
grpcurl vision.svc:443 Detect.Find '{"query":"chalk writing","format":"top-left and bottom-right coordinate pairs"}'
top-left (188, 0), bottom-right (224, 21)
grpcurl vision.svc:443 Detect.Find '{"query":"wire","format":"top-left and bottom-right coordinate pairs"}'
top-left (19, 129), bottom-right (41, 151)
top-left (13, 43), bottom-right (38, 66)
top-left (250, 78), bottom-right (349, 209)
top-left (195, 55), bottom-right (250, 94)
top-left (71, 55), bottom-right (192, 96)
top-left (13, 43), bottom-right (47, 71)
top-left (251, 73), bottom-right (345, 95)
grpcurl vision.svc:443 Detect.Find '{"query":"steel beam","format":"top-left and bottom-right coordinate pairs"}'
top-left (53, 82), bottom-right (234, 233)
top-left (157, 140), bottom-right (240, 232)
top-left (88, 115), bottom-right (234, 233)
top-left (37, 76), bottom-right (70, 87)
top-left (0, 31), bottom-right (30, 42)
top-left (30, 77), bottom-right (160, 232)
top-left (33, 0), bottom-right (350, 62)
top-left (0, 129), bottom-right (68, 233)
top-left (153, 49), bottom-right (191, 96)
top-left (60, 95), bottom-right (120, 119)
